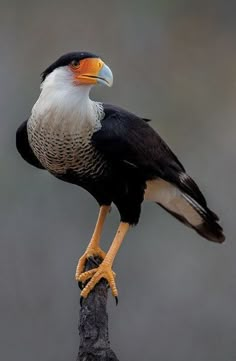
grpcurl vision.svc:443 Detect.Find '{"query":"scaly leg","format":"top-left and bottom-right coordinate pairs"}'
top-left (75, 205), bottom-right (110, 280)
top-left (79, 222), bottom-right (129, 299)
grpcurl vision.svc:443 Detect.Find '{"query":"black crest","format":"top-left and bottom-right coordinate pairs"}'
top-left (41, 51), bottom-right (99, 82)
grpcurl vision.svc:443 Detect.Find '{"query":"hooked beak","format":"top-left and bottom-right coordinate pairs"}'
top-left (96, 63), bottom-right (113, 87)
top-left (71, 58), bottom-right (113, 87)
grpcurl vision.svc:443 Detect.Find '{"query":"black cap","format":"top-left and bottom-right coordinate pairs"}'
top-left (41, 51), bottom-right (99, 82)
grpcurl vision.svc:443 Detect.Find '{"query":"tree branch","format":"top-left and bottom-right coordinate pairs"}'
top-left (77, 257), bottom-right (119, 361)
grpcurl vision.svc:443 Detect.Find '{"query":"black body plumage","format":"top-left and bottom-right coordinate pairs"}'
top-left (16, 120), bottom-right (44, 169)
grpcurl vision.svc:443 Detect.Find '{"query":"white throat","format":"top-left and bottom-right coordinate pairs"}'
top-left (31, 67), bottom-right (104, 130)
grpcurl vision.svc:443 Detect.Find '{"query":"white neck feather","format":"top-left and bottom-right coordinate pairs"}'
top-left (31, 67), bottom-right (104, 129)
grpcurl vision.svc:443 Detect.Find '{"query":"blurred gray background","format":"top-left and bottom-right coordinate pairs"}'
top-left (0, 1), bottom-right (235, 360)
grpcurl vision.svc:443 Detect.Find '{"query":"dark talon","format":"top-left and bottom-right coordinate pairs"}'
top-left (115, 296), bottom-right (118, 306)
top-left (80, 296), bottom-right (84, 307)
top-left (78, 281), bottom-right (84, 290)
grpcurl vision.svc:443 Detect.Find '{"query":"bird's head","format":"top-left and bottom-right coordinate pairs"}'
top-left (41, 52), bottom-right (113, 90)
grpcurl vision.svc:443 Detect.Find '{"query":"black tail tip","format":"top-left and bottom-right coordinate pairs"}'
top-left (211, 232), bottom-right (225, 244)
top-left (196, 222), bottom-right (225, 244)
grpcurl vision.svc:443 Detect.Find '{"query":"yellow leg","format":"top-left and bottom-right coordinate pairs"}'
top-left (79, 222), bottom-right (129, 299)
top-left (75, 205), bottom-right (110, 280)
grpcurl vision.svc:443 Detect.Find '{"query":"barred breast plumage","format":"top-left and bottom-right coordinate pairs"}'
top-left (27, 102), bottom-right (110, 180)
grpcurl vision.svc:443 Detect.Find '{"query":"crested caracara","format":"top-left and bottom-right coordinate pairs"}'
top-left (16, 52), bottom-right (225, 301)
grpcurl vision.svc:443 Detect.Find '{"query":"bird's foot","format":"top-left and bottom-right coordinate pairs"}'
top-left (79, 261), bottom-right (118, 300)
top-left (75, 246), bottom-right (106, 281)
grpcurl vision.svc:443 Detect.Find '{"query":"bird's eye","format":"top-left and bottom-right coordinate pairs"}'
top-left (71, 60), bottom-right (79, 67)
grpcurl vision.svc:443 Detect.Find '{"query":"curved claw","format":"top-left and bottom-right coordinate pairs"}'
top-left (78, 281), bottom-right (84, 290)
top-left (115, 296), bottom-right (118, 306)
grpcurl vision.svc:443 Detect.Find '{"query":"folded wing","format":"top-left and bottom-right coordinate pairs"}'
top-left (92, 104), bottom-right (225, 243)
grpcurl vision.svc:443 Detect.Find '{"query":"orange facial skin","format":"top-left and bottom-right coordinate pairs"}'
top-left (70, 58), bottom-right (104, 85)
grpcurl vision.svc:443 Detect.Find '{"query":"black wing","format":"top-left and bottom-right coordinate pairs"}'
top-left (92, 104), bottom-right (207, 208)
top-left (16, 120), bottom-right (45, 169)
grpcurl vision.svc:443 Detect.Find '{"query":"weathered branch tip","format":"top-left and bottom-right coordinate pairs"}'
top-left (77, 257), bottom-right (120, 361)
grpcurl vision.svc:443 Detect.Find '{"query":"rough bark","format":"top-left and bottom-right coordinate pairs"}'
top-left (77, 257), bottom-right (119, 361)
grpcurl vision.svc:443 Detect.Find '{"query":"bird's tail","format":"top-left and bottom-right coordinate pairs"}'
top-left (160, 193), bottom-right (225, 243)
top-left (145, 179), bottom-right (225, 243)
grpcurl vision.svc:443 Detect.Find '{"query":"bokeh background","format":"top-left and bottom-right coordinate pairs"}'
top-left (1, 1), bottom-right (235, 360)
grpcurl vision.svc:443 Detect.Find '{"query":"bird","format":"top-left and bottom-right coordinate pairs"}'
top-left (16, 51), bottom-right (225, 301)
